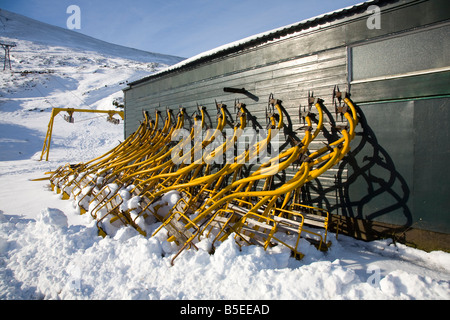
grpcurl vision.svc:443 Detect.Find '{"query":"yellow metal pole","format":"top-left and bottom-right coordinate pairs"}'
top-left (40, 108), bottom-right (60, 161)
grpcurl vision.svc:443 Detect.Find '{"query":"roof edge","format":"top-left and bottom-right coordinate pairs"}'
top-left (126, 0), bottom-right (399, 88)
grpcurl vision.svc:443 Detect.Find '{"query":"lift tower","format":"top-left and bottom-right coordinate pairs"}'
top-left (1, 42), bottom-right (16, 70)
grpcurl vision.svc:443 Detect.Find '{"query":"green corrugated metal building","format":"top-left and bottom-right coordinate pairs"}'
top-left (123, 0), bottom-right (450, 251)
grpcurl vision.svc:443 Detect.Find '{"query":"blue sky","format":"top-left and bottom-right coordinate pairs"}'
top-left (1, 0), bottom-right (364, 58)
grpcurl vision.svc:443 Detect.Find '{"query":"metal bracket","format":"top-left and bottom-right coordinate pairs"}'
top-left (292, 153), bottom-right (311, 170)
top-left (308, 90), bottom-right (323, 106)
top-left (63, 110), bottom-right (74, 123)
top-left (234, 99), bottom-right (246, 124)
top-left (266, 93), bottom-right (279, 130)
top-left (299, 101), bottom-right (311, 126)
top-left (223, 87), bottom-right (248, 94)
top-left (215, 100), bottom-right (227, 121)
top-left (333, 85), bottom-right (351, 121)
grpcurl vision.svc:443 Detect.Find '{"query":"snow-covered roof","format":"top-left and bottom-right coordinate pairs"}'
top-left (128, 0), bottom-right (382, 87)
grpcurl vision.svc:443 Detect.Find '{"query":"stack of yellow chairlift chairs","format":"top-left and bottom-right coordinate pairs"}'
top-left (46, 88), bottom-right (358, 265)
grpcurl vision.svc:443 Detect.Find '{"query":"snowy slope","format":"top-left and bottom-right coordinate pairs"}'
top-left (0, 9), bottom-right (449, 300)
top-left (0, 8), bottom-right (183, 160)
top-left (0, 9), bottom-right (184, 64)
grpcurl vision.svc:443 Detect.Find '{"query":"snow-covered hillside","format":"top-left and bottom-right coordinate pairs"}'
top-left (0, 8), bottom-right (183, 161)
top-left (0, 9), bottom-right (449, 301)
top-left (0, 9), bottom-right (184, 64)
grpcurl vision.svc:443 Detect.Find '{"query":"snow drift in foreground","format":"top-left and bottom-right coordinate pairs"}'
top-left (0, 9), bottom-right (449, 300)
top-left (1, 205), bottom-right (449, 300)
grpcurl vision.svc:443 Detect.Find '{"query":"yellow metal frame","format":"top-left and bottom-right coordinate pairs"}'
top-left (40, 89), bottom-right (361, 264)
top-left (135, 101), bottom-right (282, 232)
top-left (74, 106), bottom-right (217, 219)
top-left (59, 109), bottom-right (161, 195)
top-left (52, 110), bottom-right (150, 197)
top-left (159, 93), bottom-right (357, 262)
top-left (40, 107), bottom-right (124, 161)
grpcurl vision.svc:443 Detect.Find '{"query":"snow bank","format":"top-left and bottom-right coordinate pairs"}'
top-left (1, 211), bottom-right (449, 300)
top-left (37, 207), bottom-right (68, 228)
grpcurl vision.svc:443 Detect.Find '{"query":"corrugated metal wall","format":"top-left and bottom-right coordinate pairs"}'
top-left (124, 32), bottom-right (350, 209)
top-left (123, 0), bottom-right (450, 242)
top-left (124, 43), bottom-right (349, 135)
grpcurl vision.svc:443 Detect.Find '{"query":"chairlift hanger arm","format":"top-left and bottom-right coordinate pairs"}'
top-left (39, 107), bottom-right (125, 161)
top-left (50, 107), bottom-right (124, 120)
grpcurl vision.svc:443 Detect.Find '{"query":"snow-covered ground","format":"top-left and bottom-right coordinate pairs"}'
top-left (0, 9), bottom-right (449, 300)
